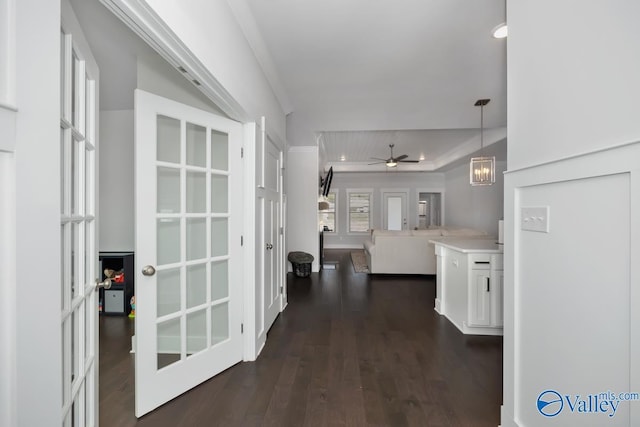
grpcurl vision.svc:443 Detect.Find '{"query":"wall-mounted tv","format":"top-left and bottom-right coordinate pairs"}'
top-left (320, 166), bottom-right (333, 197)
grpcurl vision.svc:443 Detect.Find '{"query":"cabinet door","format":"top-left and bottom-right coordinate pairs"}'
top-left (469, 270), bottom-right (492, 327)
top-left (491, 270), bottom-right (504, 327)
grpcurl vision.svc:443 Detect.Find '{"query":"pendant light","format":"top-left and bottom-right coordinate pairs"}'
top-left (470, 99), bottom-right (495, 186)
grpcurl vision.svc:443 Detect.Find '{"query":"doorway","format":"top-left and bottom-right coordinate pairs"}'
top-left (68, 0), bottom-right (244, 420)
top-left (382, 191), bottom-right (408, 230)
top-left (417, 192), bottom-right (441, 229)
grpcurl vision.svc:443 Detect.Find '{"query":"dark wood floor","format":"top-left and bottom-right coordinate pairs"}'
top-left (99, 249), bottom-right (503, 426)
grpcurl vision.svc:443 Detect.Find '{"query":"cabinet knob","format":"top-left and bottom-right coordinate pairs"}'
top-left (142, 265), bottom-right (156, 276)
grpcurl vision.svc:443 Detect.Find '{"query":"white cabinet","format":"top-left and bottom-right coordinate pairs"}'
top-left (432, 239), bottom-right (503, 336)
top-left (469, 268), bottom-right (492, 327)
top-left (468, 255), bottom-right (503, 329)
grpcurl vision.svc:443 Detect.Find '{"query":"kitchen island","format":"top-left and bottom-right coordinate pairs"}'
top-left (430, 238), bottom-right (504, 336)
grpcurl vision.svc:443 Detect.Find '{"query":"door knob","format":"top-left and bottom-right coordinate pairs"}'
top-left (266, 243), bottom-right (273, 250)
top-left (142, 265), bottom-right (156, 276)
top-left (95, 278), bottom-right (112, 290)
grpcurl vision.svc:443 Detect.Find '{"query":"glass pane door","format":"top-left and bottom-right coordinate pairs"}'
top-left (60, 25), bottom-right (98, 427)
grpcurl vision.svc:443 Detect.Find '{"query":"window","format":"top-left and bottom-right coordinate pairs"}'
top-left (348, 190), bottom-right (371, 233)
top-left (319, 191), bottom-right (336, 232)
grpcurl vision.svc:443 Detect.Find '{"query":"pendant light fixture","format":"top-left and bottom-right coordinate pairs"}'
top-left (470, 98), bottom-right (495, 186)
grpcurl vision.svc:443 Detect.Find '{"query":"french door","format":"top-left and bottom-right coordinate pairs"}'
top-left (134, 89), bottom-right (243, 416)
top-left (60, 2), bottom-right (99, 425)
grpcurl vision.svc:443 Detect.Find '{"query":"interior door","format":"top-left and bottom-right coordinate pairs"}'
top-left (383, 191), bottom-right (407, 230)
top-left (262, 135), bottom-right (282, 333)
top-left (60, 2), bottom-right (100, 425)
top-left (134, 89), bottom-right (243, 417)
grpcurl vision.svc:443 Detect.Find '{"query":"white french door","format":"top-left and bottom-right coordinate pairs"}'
top-left (134, 89), bottom-right (243, 417)
top-left (60, 2), bottom-right (99, 425)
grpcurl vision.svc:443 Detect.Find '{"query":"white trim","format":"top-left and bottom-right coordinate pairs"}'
top-left (0, 151), bottom-right (16, 427)
top-left (0, 0), bottom-right (16, 108)
top-left (414, 187), bottom-right (445, 228)
top-left (505, 138), bottom-right (640, 176)
top-left (100, 0), bottom-right (249, 123)
top-left (0, 101), bottom-right (17, 111)
top-left (346, 188), bottom-right (373, 234)
top-left (242, 122), bottom-right (258, 361)
top-left (502, 140), bottom-right (640, 427)
top-left (380, 188), bottom-right (408, 230)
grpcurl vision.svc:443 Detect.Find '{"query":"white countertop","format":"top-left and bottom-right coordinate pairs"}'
top-left (429, 237), bottom-right (504, 254)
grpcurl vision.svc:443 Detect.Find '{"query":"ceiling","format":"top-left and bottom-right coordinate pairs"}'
top-left (242, 0), bottom-right (508, 172)
top-left (70, 0), bottom-right (507, 173)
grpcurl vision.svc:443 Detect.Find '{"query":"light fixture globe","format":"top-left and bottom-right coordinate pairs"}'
top-left (386, 160), bottom-right (397, 168)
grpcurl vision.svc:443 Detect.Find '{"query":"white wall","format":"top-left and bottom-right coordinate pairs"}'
top-left (503, 2), bottom-right (640, 426)
top-left (143, 0), bottom-right (286, 142)
top-left (99, 51), bottom-right (230, 252)
top-left (508, 1), bottom-right (640, 170)
top-left (444, 160), bottom-right (506, 236)
top-left (136, 51), bottom-right (227, 117)
top-left (286, 147), bottom-right (320, 270)
top-left (99, 110), bottom-right (134, 251)
top-left (324, 171), bottom-right (445, 249)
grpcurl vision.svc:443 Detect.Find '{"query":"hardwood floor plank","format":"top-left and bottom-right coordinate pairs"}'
top-left (99, 249), bottom-right (502, 426)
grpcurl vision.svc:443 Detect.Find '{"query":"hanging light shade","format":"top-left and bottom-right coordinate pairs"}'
top-left (470, 99), bottom-right (495, 186)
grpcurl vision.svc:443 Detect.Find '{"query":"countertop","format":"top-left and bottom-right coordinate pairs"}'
top-left (429, 237), bottom-right (504, 254)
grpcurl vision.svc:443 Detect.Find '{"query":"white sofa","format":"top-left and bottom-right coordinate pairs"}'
top-left (363, 228), bottom-right (488, 274)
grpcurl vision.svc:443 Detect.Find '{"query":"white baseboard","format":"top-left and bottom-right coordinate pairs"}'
top-left (434, 298), bottom-right (442, 314)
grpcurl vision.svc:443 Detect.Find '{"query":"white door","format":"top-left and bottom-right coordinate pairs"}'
top-left (262, 136), bottom-right (282, 333)
top-left (60, 2), bottom-right (100, 424)
top-left (134, 89), bottom-right (243, 416)
top-left (383, 191), bottom-right (407, 230)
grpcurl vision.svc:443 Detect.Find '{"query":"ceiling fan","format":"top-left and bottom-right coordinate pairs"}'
top-left (369, 144), bottom-right (420, 168)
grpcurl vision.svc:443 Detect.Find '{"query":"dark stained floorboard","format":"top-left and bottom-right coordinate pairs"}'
top-left (99, 249), bottom-right (502, 426)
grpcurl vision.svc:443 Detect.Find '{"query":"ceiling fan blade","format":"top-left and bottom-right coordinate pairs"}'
top-left (399, 159), bottom-right (420, 163)
top-left (370, 157), bottom-right (388, 161)
top-left (368, 161), bottom-right (386, 165)
top-left (395, 154), bottom-right (408, 161)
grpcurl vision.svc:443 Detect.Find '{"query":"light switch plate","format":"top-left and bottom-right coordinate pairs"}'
top-left (521, 206), bottom-right (550, 233)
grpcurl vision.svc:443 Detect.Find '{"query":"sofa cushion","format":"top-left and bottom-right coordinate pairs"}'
top-left (411, 229), bottom-right (444, 237)
top-left (372, 229), bottom-right (412, 236)
top-left (372, 229), bottom-right (411, 242)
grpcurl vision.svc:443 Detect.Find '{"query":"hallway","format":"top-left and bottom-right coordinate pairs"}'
top-left (99, 249), bottom-right (502, 426)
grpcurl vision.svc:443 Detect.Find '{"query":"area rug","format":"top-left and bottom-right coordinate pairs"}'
top-left (350, 250), bottom-right (370, 273)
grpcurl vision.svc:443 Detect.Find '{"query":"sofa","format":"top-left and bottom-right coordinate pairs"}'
top-left (363, 227), bottom-right (488, 274)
